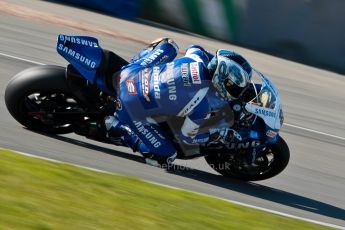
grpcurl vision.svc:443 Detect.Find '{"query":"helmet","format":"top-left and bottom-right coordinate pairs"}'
top-left (208, 50), bottom-right (252, 101)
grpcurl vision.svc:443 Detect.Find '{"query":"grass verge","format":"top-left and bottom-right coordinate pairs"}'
top-left (0, 149), bottom-right (330, 230)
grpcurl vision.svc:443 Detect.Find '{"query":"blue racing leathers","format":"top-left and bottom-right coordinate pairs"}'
top-left (115, 39), bottom-right (229, 158)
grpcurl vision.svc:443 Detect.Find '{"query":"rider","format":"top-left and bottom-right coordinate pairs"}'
top-left (105, 38), bottom-right (252, 167)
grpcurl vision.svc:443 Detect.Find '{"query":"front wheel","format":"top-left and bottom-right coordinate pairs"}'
top-left (204, 137), bottom-right (290, 181)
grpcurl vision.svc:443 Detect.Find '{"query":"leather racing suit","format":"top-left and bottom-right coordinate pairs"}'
top-left (109, 39), bottom-right (230, 160)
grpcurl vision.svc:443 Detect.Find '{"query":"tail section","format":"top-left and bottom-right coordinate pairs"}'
top-left (56, 34), bottom-right (103, 83)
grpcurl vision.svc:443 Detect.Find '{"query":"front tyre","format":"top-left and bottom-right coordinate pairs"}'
top-left (204, 137), bottom-right (290, 181)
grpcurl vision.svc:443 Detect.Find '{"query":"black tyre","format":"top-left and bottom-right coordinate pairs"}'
top-left (5, 65), bottom-right (77, 134)
top-left (204, 137), bottom-right (290, 181)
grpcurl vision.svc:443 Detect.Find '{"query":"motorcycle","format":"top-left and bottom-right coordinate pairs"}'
top-left (5, 35), bottom-right (289, 181)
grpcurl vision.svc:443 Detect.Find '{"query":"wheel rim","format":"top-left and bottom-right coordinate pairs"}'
top-left (209, 147), bottom-right (278, 178)
top-left (20, 90), bottom-right (82, 129)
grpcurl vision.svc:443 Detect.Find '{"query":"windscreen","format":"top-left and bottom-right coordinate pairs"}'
top-left (245, 70), bottom-right (283, 130)
top-left (254, 85), bottom-right (276, 109)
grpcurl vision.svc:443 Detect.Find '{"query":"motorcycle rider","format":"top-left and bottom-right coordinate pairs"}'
top-left (105, 38), bottom-right (252, 167)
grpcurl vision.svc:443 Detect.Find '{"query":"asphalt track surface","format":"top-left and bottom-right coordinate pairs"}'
top-left (0, 0), bottom-right (344, 227)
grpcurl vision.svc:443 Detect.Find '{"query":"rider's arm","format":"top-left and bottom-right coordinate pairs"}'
top-left (178, 96), bottom-right (234, 145)
top-left (128, 38), bottom-right (179, 67)
top-left (185, 45), bottom-right (214, 65)
top-left (179, 97), bottom-right (211, 144)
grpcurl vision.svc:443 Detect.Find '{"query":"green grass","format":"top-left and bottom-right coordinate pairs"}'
top-left (0, 149), bottom-right (330, 230)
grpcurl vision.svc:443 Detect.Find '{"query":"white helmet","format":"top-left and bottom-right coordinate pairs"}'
top-left (208, 50), bottom-right (252, 101)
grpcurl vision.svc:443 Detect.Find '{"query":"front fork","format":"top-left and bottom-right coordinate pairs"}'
top-left (246, 133), bottom-right (279, 165)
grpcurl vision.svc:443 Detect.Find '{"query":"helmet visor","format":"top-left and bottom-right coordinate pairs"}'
top-left (224, 78), bottom-right (246, 98)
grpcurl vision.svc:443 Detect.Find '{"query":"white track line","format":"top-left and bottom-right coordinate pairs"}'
top-left (284, 123), bottom-right (345, 141)
top-left (1, 147), bottom-right (343, 229)
top-left (1, 51), bottom-right (345, 142)
top-left (0, 52), bottom-right (45, 65)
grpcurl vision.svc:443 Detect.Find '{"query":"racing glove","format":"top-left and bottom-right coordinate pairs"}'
top-left (130, 37), bottom-right (179, 63)
top-left (208, 128), bottom-right (241, 144)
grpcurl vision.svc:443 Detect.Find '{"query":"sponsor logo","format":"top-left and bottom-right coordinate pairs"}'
top-left (126, 80), bottom-right (137, 94)
top-left (140, 49), bottom-right (164, 66)
top-left (266, 130), bottom-right (277, 138)
top-left (190, 62), bottom-right (201, 84)
top-left (166, 62), bottom-right (177, 100)
top-left (151, 124), bottom-right (166, 140)
top-left (59, 35), bottom-right (98, 48)
top-left (134, 121), bottom-right (162, 148)
top-left (181, 63), bottom-right (191, 86)
top-left (180, 97), bottom-right (200, 116)
top-left (255, 108), bottom-right (276, 117)
top-left (158, 55), bottom-right (169, 65)
top-left (58, 44), bottom-right (97, 68)
top-left (226, 140), bottom-right (261, 150)
top-left (141, 68), bottom-right (150, 102)
top-left (178, 87), bottom-right (209, 117)
top-left (192, 137), bottom-right (209, 144)
top-left (152, 67), bottom-right (161, 99)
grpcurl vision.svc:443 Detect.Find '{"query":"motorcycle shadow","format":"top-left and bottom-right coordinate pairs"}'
top-left (36, 132), bottom-right (144, 164)
top-left (167, 166), bottom-right (345, 222)
top-left (36, 131), bottom-right (344, 223)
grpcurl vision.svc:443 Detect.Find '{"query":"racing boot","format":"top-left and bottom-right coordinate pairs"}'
top-left (126, 138), bottom-right (177, 168)
top-left (74, 120), bottom-right (111, 144)
top-left (105, 116), bottom-right (177, 168)
top-left (105, 115), bottom-right (140, 150)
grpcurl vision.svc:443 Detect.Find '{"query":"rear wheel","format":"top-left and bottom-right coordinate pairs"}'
top-left (204, 137), bottom-right (290, 181)
top-left (5, 65), bottom-right (82, 134)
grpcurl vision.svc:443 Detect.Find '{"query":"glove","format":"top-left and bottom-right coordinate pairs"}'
top-left (130, 38), bottom-right (178, 63)
top-left (149, 37), bottom-right (179, 52)
top-left (208, 128), bottom-right (241, 144)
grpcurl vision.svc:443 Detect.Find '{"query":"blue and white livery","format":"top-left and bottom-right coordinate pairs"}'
top-left (116, 40), bottom-right (228, 158)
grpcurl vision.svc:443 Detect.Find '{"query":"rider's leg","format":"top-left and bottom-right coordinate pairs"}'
top-left (105, 114), bottom-right (176, 166)
top-left (115, 108), bottom-right (177, 166)
top-left (105, 115), bottom-right (148, 153)
top-left (132, 119), bottom-right (177, 167)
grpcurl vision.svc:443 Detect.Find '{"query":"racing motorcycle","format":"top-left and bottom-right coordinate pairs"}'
top-left (5, 35), bottom-right (289, 181)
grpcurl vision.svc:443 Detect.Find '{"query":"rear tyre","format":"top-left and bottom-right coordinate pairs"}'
top-left (204, 137), bottom-right (290, 181)
top-left (5, 65), bottom-right (76, 134)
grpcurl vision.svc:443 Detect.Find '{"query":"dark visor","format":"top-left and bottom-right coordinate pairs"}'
top-left (224, 79), bottom-right (245, 98)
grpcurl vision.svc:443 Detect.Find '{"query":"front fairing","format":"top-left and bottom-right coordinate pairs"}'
top-left (245, 70), bottom-right (284, 131)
